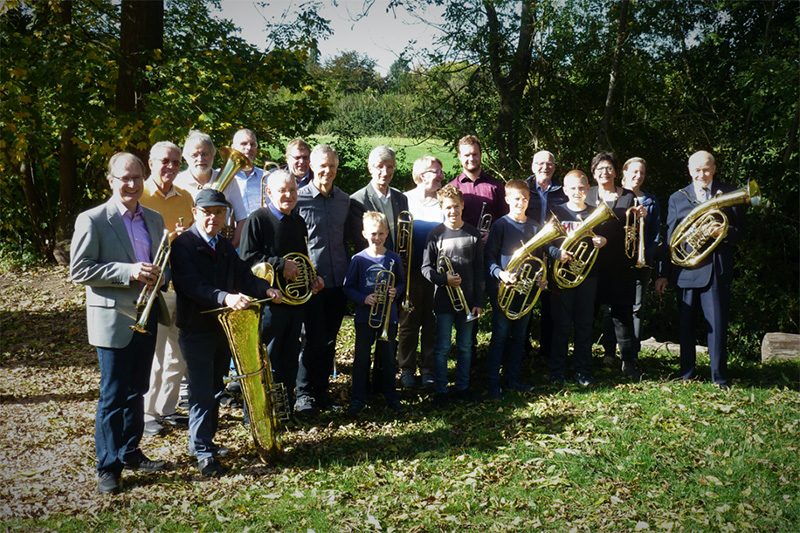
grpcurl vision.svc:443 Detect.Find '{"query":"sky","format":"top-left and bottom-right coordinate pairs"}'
top-left (216, 0), bottom-right (445, 75)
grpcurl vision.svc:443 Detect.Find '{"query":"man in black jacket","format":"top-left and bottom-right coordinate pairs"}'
top-left (171, 189), bottom-right (281, 477)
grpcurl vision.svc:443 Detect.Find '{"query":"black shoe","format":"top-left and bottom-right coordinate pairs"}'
top-left (198, 457), bottom-right (226, 477)
top-left (159, 413), bottom-right (189, 427)
top-left (123, 450), bottom-right (167, 473)
top-left (550, 375), bottom-right (566, 386)
top-left (622, 361), bottom-right (642, 380)
top-left (348, 400), bottom-right (365, 415)
top-left (574, 373), bottom-right (596, 387)
top-left (456, 388), bottom-right (479, 403)
top-left (143, 419), bottom-right (165, 436)
top-left (97, 471), bottom-right (121, 494)
top-left (431, 392), bottom-right (449, 408)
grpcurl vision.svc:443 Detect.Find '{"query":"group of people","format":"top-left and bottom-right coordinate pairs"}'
top-left (71, 128), bottom-right (745, 493)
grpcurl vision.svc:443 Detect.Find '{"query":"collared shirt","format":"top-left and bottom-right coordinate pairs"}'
top-left (140, 177), bottom-right (194, 242)
top-left (526, 176), bottom-right (567, 227)
top-left (268, 202), bottom-right (286, 221)
top-left (370, 182), bottom-right (391, 205)
top-left (194, 222), bottom-right (218, 249)
top-left (113, 196), bottom-right (152, 263)
top-left (295, 181), bottom-right (352, 287)
top-left (296, 171), bottom-right (312, 190)
top-left (448, 170), bottom-right (507, 229)
top-left (174, 169), bottom-right (248, 223)
top-left (693, 181), bottom-right (713, 202)
top-left (234, 167), bottom-right (265, 216)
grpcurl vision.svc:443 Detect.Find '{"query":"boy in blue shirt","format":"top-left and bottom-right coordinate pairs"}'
top-left (343, 212), bottom-right (405, 414)
top-left (421, 185), bottom-right (484, 407)
top-left (485, 179), bottom-right (543, 401)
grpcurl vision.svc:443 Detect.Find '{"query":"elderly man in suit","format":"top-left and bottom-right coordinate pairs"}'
top-left (655, 150), bottom-right (746, 388)
top-left (70, 152), bottom-right (169, 494)
top-left (351, 145), bottom-right (409, 253)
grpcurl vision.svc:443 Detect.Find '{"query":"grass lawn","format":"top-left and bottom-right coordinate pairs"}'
top-left (2, 266), bottom-right (799, 531)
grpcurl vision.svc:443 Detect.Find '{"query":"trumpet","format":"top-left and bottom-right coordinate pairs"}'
top-left (437, 253), bottom-right (477, 322)
top-left (396, 211), bottom-right (414, 312)
top-left (670, 180), bottom-right (763, 268)
top-left (260, 160), bottom-right (281, 208)
top-left (553, 201), bottom-right (617, 289)
top-left (478, 202), bottom-right (493, 237)
top-left (369, 260), bottom-right (396, 342)
top-left (624, 198), bottom-right (648, 268)
top-left (130, 231), bottom-right (170, 334)
top-left (497, 218), bottom-right (566, 320)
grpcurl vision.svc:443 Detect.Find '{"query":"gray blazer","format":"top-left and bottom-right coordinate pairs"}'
top-left (350, 184), bottom-right (409, 253)
top-left (70, 198), bottom-right (167, 349)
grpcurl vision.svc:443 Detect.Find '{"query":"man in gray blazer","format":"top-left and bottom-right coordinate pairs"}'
top-left (70, 152), bottom-right (169, 494)
top-left (350, 145), bottom-right (410, 253)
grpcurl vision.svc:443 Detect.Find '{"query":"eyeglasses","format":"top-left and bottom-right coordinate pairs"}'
top-left (157, 158), bottom-right (181, 166)
top-left (534, 161), bottom-right (554, 168)
top-left (195, 207), bottom-right (227, 217)
top-left (423, 169), bottom-right (444, 176)
top-left (288, 153), bottom-right (310, 161)
top-left (595, 165), bottom-right (615, 173)
top-left (112, 176), bottom-right (144, 185)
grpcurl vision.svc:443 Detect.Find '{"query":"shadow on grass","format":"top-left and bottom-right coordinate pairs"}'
top-left (1, 308), bottom-right (95, 368)
top-left (0, 390), bottom-right (99, 405)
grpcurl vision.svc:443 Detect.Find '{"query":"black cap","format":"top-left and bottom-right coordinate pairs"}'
top-left (195, 188), bottom-right (228, 208)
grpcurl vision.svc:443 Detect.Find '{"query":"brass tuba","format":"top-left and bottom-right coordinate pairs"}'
top-left (131, 231), bottom-right (171, 334)
top-left (624, 198), bottom-right (648, 268)
top-left (216, 302), bottom-right (289, 463)
top-left (205, 146), bottom-right (253, 192)
top-left (437, 254), bottom-right (477, 322)
top-left (368, 260), bottom-right (396, 342)
top-left (396, 211), bottom-right (414, 312)
top-left (553, 201), bottom-right (618, 289)
top-left (669, 180), bottom-right (762, 268)
top-left (497, 218), bottom-right (567, 320)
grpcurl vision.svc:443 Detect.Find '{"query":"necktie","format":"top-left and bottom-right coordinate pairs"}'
top-left (702, 187), bottom-right (710, 201)
top-left (208, 236), bottom-right (218, 250)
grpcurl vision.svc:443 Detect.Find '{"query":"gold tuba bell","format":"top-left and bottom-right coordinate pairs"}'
top-left (396, 211), bottom-right (414, 312)
top-left (497, 217), bottom-right (566, 320)
top-left (216, 302), bottom-right (289, 463)
top-left (553, 201), bottom-right (618, 289)
top-left (669, 180), bottom-right (762, 268)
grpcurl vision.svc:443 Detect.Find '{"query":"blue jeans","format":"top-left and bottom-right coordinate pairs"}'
top-left (432, 312), bottom-right (473, 394)
top-left (179, 329), bottom-right (232, 461)
top-left (486, 293), bottom-right (532, 395)
top-left (95, 318), bottom-right (157, 475)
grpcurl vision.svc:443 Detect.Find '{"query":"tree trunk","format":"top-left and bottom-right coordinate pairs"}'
top-left (116, 0), bottom-right (164, 115)
top-left (18, 158), bottom-right (52, 261)
top-left (598, 0), bottom-right (629, 149)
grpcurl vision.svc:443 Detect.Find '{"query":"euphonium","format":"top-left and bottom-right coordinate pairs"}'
top-left (396, 211), bottom-right (414, 312)
top-left (553, 201), bottom-right (618, 289)
top-left (497, 218), bottom-right (566, 320)
top-left (437, 253), bottom-right (477, 322)
top-left (130, 231), bottom-right (171, 334)
top-left (260, 160), bottom-right (281, 208)
top-left (478, 201), bottom-right (493, 237)
top-left (369, 260), bottom-right (396, 342)
top-left (669, 180), bottom-right (762, 268)
top-left (624, 198), bottom-right (648, 268)
top-left (216, 302), bottom-right (289, 463)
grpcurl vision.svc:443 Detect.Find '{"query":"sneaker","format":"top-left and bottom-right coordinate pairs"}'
top-left (400, 372), bottom-right (417, 389)
top-left (421, 374), bottom-right (435, 389)
top-left (550, 375), bottom-right (566, 386)
top-left (574, 373), bottom-right (595, 387)
top-left (294, 395), bottom-right (315, 416)
top-left (348, 400), bottom-right (365, 415)
top-left (97, 471), bottom-right (121, 494)
top-left (198, 457), bottom-right (226, 477)
top-left (455, 388), bottom-right (478, 403)
top-left (622, 361), bottom-right (642, 380)
top-left (431, 392), bottom-right (449, 408)
top-left (123, 450), bottom-right (167, 473)
top-left (143, 419), bottom-right (165, 436)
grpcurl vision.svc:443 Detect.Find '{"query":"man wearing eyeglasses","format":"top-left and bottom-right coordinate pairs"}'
top-left (284, 138), bottom-right (314, 189)
top-left (231, 128), bottom-right (264, 216)
top-left (524, 150), bottom-right (568, 362)
top-left (70, 152), bottom-right (169, 495)
top-left (139, 141), bottom-right (195, 437)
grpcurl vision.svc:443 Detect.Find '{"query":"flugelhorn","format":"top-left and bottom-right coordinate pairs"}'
top-left (130, 231), bottom-right (170, 334)
top-left (478, 202), bottom-right (493, 237)
top-left (437, 253), bottom-right (477, 322)
top-left (669, 180), bottom-right (762, 268)
top-left (624, 198), bottom-right (647, 268)
top-left (369, 260), bottom-right (395, 342)
top-left (553, 201), bottom-right (617, 289)
top-left (396, 211), bottom-right (414, 312)
top-left (497, 218), bottom-right (566, 320)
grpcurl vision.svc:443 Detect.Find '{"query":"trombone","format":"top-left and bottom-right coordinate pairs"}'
top-left (624, 198), bottom-right (647, 268)
top-left (396, 211), bottom-right (414, 312)
top-left (437, 253), bottom-right (477, 322)
top-left (368, 260), bottom-right (396, 342)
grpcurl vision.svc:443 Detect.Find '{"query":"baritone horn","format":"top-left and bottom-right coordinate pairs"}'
top-left (669, 180), bottom-right (763, 268)
top-left (130, 231), bottom-right (170, 334)
top-left (553, 201), bottom-right (617, 289)
top-left (497, 218), bottom-right (566, 320)
top-left (437, 254), bottom-right (477, 322)
top-left (216, 302), bottom-right (289, 463)
top-left (624, 198), bottom-right (648, 268)
top-left (369, 260), bottom-right (396, 342)
top-left (396, 211), bottom-right (414, 312)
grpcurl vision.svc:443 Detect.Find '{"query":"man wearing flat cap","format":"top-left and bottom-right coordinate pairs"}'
top-left (170, 188), bottom-right (281, 477)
